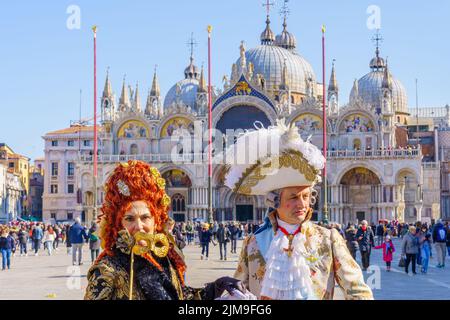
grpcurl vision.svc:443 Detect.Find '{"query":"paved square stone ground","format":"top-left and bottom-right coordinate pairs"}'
top-left (0, 237), bottom-right (448, 300)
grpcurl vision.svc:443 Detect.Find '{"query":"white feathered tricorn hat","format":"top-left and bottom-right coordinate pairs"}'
top-left (223, 119), bottom-right (325, 195)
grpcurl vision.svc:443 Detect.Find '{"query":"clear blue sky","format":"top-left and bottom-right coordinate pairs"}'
top-left (1, 1), bottom-right (449, 161)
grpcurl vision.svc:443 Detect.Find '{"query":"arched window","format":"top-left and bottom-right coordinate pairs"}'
top-left (171, 193), bottom-right (186, 212)
top-left (291, 95), bottom-right (295, 104)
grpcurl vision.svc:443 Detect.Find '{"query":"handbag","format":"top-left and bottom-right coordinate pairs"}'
top-left (398, 256), bottom-right (406, 268)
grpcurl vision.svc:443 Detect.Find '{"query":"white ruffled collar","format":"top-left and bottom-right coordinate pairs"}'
top-left (260, 220), bottom-right (317, 300)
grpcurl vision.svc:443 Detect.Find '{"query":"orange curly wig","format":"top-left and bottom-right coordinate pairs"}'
top-left (96, 160), bottom-right (186, 284)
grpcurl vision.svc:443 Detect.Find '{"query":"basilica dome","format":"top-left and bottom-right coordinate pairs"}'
top-left (164, 78), bottom-right (199, 109)
top-left (350, 56), bottom-right (408, 114)
top-left (234, 17), bottom-right (316, 97)
top-left (164, 57), bottom-right (204, 109)
top-left (237, 45), bottom-right (316, 95)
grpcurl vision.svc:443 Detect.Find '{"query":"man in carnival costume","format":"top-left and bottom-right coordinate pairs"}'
top-left (225, 120), bottom-right (373, 300)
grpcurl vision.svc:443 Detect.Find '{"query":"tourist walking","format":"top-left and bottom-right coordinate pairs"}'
top-left (229, 222), bottom-right (239, 254)
top-left (0, 227), bottom-right (14, 270)
top-left (64, 224), bottom-right (72, 255)
top-left (376, 223), bottom-right (384, 246)
top-left (217, 223), bottom-right (231, 261)
top-left (53, 225), bottom-right (61, 250)
top-left (18, 226), bottom-right (28, 256)
top-left (69, 217), bottom-right (88, 265)
top-left (401, 226), bottom-right (419, 275)
top-left (43, 226), bottom-right (56, 256)
top-left (345, 225), bottom-right (359, 259)
top-left (356, 220), bottom-right (375, 271)
top-left (200, 223), bottom-right (212, 260)
top-left (374, 235), bottom-right (395, 272)
top-left (88, 222), bottom-right (101, 264)
top-left (31, 224), bottom-right (43, 256)
top-left (420, 233), bottom-right (432, 274)
top-left (432, 219), bottom-right (447, 268)
top-left (185, 221), bottom-right (194, 245)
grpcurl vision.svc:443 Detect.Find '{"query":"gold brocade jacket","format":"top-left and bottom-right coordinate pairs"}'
top-left (234, 211), bottom-right (374, 300)
top-left (85, 231), bottom-right (205, 300)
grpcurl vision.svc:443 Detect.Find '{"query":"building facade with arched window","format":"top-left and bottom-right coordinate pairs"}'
top-left (42, 7), bottom-right (442, 224)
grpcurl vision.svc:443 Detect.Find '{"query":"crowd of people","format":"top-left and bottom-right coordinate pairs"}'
top-left (0, 217), bottom-right (102, 271)
top-left (169, 220), bottom-right (261, 261)
top-left (339, 219), bottom-right (450, 275)
top-left (1, 216), bottom-right (449, 275)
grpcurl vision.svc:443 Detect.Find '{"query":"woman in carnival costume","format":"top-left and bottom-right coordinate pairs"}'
top-left (85, 160), bottom-right (245, 300)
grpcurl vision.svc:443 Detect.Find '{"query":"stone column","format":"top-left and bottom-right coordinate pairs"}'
top-left (415, 205), bottom-right (423, 222)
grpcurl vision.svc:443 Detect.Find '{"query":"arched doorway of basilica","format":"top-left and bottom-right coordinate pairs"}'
top-left (162, 169), bottom-right (192, 222)
top-left (234, 194), bottom-right (254, 223)
top-left (216, 105), bottom-right (271, 135)
top-left (340, 167), bottom-right (381, 224)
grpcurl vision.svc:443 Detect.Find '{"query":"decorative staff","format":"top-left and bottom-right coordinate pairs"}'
top-left (321, 25), bottom-right (329, 224)
top-left (207, 25), bottom-right (213, 224)
top-left (92, 25), bottom-right (98, 222)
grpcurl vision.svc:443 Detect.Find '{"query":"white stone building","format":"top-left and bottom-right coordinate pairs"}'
top-left (42, 11), bottom-right (441, 225)
top-left (3, 172), bottom-right (25, 223)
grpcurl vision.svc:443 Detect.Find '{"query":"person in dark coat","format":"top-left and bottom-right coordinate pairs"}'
top-left (18, 226), bottom-right (29, 256)
top-left (345, 225), bottom-right (359, 259)
top-left (200, 224), bottom-right (212, 260)
top-left (167, 219), bottom-right (186, 252)
top-left (69, 218), bottom-right (88, 265)
top-left (216, 223), bottom-right (231, 260)
top-left (376, 223), bottom-right (385, 246)
top-left (229, 223), bottom-right (240, 254)
top-left (88, 222), bottom-right (101, 263)
top-left (356, 220), bottom-right (375, 271)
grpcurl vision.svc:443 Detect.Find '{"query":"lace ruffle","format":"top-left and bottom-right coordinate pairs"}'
top-left (260, 231), bottom-right (317, 300)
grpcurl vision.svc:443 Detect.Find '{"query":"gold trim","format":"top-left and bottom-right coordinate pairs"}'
top-left (233, 149), bottom-right (320, 195)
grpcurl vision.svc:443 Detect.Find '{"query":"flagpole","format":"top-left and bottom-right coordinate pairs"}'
top-left (207, 25), bottom-right (213, 224)
top-left (92, 26), bottom-right (98, 223)
top-left (322, 25), bottom-right (329, 224)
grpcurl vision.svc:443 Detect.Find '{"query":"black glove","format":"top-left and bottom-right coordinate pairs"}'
top-left (203, 276), bottom-right (247, 299)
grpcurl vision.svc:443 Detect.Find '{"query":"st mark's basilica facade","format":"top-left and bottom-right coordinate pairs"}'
top-left (43, 13), bottom-right (436, 225)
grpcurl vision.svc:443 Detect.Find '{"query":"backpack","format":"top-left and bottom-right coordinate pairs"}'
top-left (436, 227), bottom-right (446, 242)
top-left (89, 232), bottom-right (99, 242)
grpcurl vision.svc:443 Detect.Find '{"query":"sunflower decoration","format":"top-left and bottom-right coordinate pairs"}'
top-left (160, 194), bottom-right (171, 208)
top-left (156, 177), bottom-right (166, 190)
top-left (149, 167), bottom-right (161, 179)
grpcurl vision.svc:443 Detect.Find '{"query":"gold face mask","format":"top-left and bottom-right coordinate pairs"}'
top-left (132, 231), bottom-right (170, 258)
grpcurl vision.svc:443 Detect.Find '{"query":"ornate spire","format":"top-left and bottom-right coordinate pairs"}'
top-left (198, 64), bottom-right (207, 93)
top-left (328, 59), bottom-right (338, 93)
top-left (239, 41), bottom-right (247, 72)
top-left (119, 75), bottom-right (130, 109)
top-left (382, 59), bottom-right (393, 90)
top-left (150, 66), bottom-right (160, 97)
top-left (350, 79), bottom-right (359, 101)
top-left (370, 30), bottom-right (386, 71)
top-left (134, 82), bottom-right (141, 111)
top-left (280, 58), bottom-right (289, 89)
top-left (102, 67), bottom-right (113, 98)
top-left (184, 33), bottom-right (200, 79)
top-left (260, 0), bottom-right (275, 45)
top-left (275, 0), bottom-right (296, 50)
